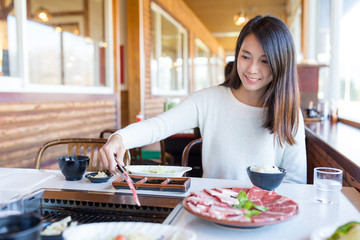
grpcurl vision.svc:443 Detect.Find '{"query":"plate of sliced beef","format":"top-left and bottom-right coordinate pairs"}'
top-left (183, 186), bottom-right (299, 228)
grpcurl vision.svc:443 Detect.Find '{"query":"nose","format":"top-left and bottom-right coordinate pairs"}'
top-left (247, 60), bottom-right (259, 74)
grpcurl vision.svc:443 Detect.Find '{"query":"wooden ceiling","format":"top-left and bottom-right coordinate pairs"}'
top-left (183, 0), bottom-right (288, 56)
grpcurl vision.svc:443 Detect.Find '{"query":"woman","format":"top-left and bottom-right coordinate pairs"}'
top-left (99, 15), bottom-right (307, 184)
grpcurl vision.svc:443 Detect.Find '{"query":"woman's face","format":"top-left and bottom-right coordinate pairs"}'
top-left (237, 33), bottom-right (273, 96)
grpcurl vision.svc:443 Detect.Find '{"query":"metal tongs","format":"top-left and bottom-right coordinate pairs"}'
top-left (115, 163), bottom-right (133, 183)
top-left (114, 157), bottom-right (140, 206)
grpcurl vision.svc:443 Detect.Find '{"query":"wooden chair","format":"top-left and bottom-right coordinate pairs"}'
top-left (99, 128), bottom-right (118, 139)
top-left (181, 138), bottom-right (203, 177)
top-left (34, 138), bottom-right (131, 171)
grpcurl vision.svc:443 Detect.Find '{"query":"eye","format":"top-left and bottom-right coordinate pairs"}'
top-left (261, 59), bottom-right (268, 64)
top-left (241, 55), bottom-right (250, 60)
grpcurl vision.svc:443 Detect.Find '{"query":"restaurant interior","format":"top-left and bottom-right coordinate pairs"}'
top-left (0, 0), bottom-right (359, 239)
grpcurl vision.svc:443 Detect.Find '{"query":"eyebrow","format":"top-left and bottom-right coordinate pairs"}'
top-left (241, 49), bottom-right (267, 58)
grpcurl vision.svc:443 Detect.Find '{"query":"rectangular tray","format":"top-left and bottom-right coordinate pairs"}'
top-left (112, 175), bottom-right (191, 192)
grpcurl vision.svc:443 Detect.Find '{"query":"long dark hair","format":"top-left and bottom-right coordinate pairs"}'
top-left (222, 15), bottom-right (300, 146)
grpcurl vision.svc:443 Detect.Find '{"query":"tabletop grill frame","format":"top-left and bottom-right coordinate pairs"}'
top-left (23, 188), bottom-right (184, 225)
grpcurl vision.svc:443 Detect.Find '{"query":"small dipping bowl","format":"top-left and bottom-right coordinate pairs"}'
top-left (58, 155), bottom-right (89, 181)
top-left (85, 172), bottom-right (114, 183)
top-left (247, 166), bottom-right (286, 191)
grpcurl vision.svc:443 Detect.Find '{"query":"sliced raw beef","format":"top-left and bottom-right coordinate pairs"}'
top-left (204, 189), bottom-right (239, 206)
top-left (227, 214), bottom-right (252, 222)
top-left (187, 202), bottom-right (210, 216)
top-left (232, 187), bottom-right (250, 194)
top-left (247, 186), bottom-right (272, 201)
top-left (186, 196), bottom-right (228, 207)
top-left (190, 191), bottom-right (213, 198)
top-left (214, 188), bottom-right (238, 197)
top-left (251, 198), bottom-right (263, 206)
top-left (265, 204), bottom-right (298, 218)
top-left (208, 205), bottom-right (247, 220)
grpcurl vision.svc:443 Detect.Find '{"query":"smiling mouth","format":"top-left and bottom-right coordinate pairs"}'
top-left (245, 75), bottom-right (260, 83)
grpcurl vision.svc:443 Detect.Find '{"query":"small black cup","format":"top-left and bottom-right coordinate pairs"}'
top-left (58, 155), bottom-right (90, 181)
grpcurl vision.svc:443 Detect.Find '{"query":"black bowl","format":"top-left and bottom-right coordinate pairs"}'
top-left (246, 166), bottom-right (286, 191)
top-left (58, 155), bottom-right (89, 181)
top-left (85, 172), bottom-right (114, 183)
top-left (0, 213), bottom-right (42, 240)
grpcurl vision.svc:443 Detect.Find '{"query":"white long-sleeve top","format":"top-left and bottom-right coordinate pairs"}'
top-left (115, 86), bottom-right (307, 184)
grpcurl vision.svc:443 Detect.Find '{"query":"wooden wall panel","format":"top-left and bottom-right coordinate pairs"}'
top-left (305, 128), bottom-right (360, 191)
top-left (0, 94), bottom-right (118, 169)
top-left (143, 0), bottom-right (158, 119)
top-left (127, 0), bottom-right (142, 123)
top-left (121, 90), bottom-right (129, 128)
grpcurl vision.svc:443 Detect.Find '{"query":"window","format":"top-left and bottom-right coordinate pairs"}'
top-left (27, 0), bottom-right (107, 87)
top-left (0, 0), bottom-right (113, 93)
top-left (211, 56), bottom-right (225, 85)
top-left (27, 20), bottom-right (62, 85)
top-left (0, 1), bottom-right (18, 78)
top-left (311, 0), bottom-right (331, 112)
top-left (309, 0), bottom-right (360, 122)
top-left (151, 3), bottom-right (188, 95)
top-left (194, 38), bottom-right (210, 91)
top-left (338, 0), bottom-right (360, 122)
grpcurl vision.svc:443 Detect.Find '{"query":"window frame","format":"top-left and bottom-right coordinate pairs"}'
top-left (0, 0), bottom-right (114, 94)
top-left (193, 38), bottom-right (211, 91)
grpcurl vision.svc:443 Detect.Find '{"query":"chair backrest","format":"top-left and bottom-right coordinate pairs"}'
top-left (181, 138), bottom-right (202, 177)
top-left (162, 133), bottom-right (198, 165)
top-left (34, 138), bottom-right (131, 171)
top-left (99, 128), bottom-right (118, 139)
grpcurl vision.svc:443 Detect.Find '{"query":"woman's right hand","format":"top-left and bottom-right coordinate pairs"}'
top-left (98, 134), bottom-right (126, 174)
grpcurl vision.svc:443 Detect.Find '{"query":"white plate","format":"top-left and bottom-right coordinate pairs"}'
top-left (63, 222), bottom-right (196, 240)
top-left (125, 165), bottom-right (192, 177)
top-left (310, 225), bottom-right (337, 240)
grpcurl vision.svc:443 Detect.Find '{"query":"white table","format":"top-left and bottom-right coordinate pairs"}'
top-left (0, 167), bottom-right (359, 240)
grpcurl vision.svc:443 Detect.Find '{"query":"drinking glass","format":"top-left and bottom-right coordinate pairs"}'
top-left (0, 191), bottom-right (24, 217)
top-left (314, 167), bottom-right (343, 204)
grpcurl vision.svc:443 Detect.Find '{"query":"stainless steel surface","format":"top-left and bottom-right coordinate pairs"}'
top-left (22, 188), bottom-right (184, 225)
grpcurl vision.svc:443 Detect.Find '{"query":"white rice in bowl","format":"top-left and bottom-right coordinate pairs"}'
top-left (250, 165), bottom-right (281, 173)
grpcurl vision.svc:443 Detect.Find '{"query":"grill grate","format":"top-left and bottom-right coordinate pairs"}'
top-left (23, 189), bottom-right (183, 225)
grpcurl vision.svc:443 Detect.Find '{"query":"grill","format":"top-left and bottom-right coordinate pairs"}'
top-left (23, 188), bottom-right (184, 225)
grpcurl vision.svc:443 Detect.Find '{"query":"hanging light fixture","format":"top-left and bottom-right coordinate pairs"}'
top-left (233, 9), bottom-right (247, 26)
top-left (35, 7), bottom-right (51, 22)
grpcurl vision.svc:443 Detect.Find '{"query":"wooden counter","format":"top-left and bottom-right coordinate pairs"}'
top-left (305, 119), bottom-right (360, 190)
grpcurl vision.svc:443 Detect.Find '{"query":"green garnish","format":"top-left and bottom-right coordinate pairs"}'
top-left (233, 190), bottom-right (269, 218)
top-left (328, 221), bottom-right (360, 240)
